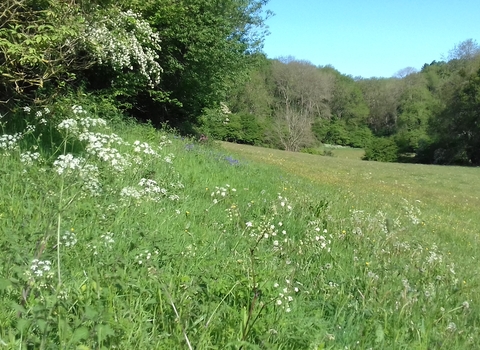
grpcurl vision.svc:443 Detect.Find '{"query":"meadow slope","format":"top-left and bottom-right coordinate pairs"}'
top-left (0, 112), bottom-right (479, 349)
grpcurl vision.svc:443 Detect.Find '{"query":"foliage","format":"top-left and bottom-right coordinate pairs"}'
top-left (131, 0), bottom-right (271, 126)
top-left (3, 102), bottom-right (480, 349)
top-left (428, 67), bottom-right (480, 165)
top-left (0, 0), bottom-right (89, 102)
top-left (312, 118), bottom-right (373, 148)
top-left (270, 58), bottom-right (334, 151)
top-left (363, 137), bottom-right (399, 162)
top-left (199, 104), bottom-right (265, 145)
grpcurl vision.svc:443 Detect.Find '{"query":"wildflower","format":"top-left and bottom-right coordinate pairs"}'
top-left (29, 259), bottom-right (53, 278)
top-left (53, 154), bottom-right (84, 175)
top-left (446, 322), bottom-right (457, 332)
top-left (20, 151), bottom-right (41, 166)
top-left (61, 230), bottom-right (77, 247)
top-left (246, 221), bottom-right (253, 228)
top-left (57, 118), bottom-right (79, 133)
top-left (23, 106), bottom-right (31, 113)
top-left (0, 133), bottom-right (23, 151)
top-left (100, 232), bottom-right (115, 246)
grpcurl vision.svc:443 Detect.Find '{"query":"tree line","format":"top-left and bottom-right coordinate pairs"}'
top-left (1, 1), bottom-right (479, 165)
top-left (1, 0), bottom-right (269, 128)
top-left (209, 39), bottom-right (480, 165)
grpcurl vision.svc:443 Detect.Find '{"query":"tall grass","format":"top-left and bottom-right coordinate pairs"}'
top-left (0, 105), bottom-right (478, 349)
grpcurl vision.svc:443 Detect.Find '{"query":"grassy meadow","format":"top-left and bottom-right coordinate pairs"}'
top-left (0, 106), bottom-right (479, 349)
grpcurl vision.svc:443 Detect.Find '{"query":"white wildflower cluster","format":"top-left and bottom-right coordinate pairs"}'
top-left (225, 204), bottom-right (240, 221)
top-left (159, 135), bottom-right (172, 147)
top-left (426, 245), bottom-right (443, 265)
top-left (61, 230), bottom-right (78, 247)
top-left (87, 232), bottom-right (115, 256)
top-left (367, 270), bottom-right (379, 281)
top-left (53, 154), bottom-right (102, 195)
top-left (211, 184), bottom-right (237, 204)
top-left (301, 222), bottom-right (332, 253)
top-left (446, 322), bottom-right (457, 333)
top-left (313, 228), bottom-right (331, 252)
top-left (87, 243), bottom-right (98, 256)
top-left (32, 107), bottom-right (50, 123)
top-left (79, 131), bottom-right (130, 172)
top-left (84, 10), bottom-right (162, 87)
top-left (72, 105), bottom-right (87, 115)
top-left (136, 249), bottom-right (159, 265)
top-left (53, 154), bottom-right (85, 175)
top-left (276, 194), bottom-right (292, 212)
top-left (133, 140), bottom-right (158, 156)
top-left (57, 119), bottom-right (80, 135)
top-left (164, 153), bottom-right (175, 164)
top-left (79, 117), bottom-right (107, 129)
top-left (181, 244), bottom-right (197, 258)
top-left (100, 232), bottom-right (115, 247)
top-left (25, 259), bottom-right (54, 288)
top-left (349, 209), bottom-right (394, 236)
top-left (20, 151), bottom-right (41, 166)
top-left (0, 133), bottom-right (23, 151)
top-left (119, 187), bottom-right (142, 200)
top-left (245, 217), bottom-right (289, 252)
top-left (56, 107), bottom-right (132, 172)
top-left (402, 198), bottom-right (422, 225)
top-left (29, 259), bottom-right (53, 278)
top-left (79, 163), bottom-right (101, 196)
top-left (273, 279), bottom-right (300, 313)
top-left (78, 131), bottom-right (127, 147)
top-left (120, 178), bottom-right (174, 203)
top-left (220, 102), bottom-right (231, 115)
top-left (423, 282), bottom-right (436, 299)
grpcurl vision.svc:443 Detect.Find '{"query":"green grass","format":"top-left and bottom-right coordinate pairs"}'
top-left (0, 107), bottom-right (479, 349)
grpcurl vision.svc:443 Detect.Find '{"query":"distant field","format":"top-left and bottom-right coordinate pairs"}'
top-left (221, 141), bottom-right (480, 250)
top-left (322, 145), bottom-right (365, 160)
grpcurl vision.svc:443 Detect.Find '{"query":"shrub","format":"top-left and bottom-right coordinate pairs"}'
top-left (363, 137), bottom-right (399, 162)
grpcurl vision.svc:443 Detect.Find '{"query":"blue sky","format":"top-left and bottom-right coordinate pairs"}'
top-left (261, 0), bottom-right (480, 78)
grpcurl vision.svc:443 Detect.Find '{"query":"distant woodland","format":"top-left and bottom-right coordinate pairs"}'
top-left (218, 40), bottom-right (480, 165)
top-left (1, 0), bottom-right (479, 165)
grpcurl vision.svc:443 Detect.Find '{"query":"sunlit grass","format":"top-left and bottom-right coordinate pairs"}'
top-left (221, 142), bottom-right (480, 244)
top-left (0, 108), bottom-right (479, 349)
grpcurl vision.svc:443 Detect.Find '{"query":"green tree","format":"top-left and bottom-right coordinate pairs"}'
top-left (431, 67), bottom-right (480, 164)
top-left (0, 0), bottom-right (89, 103)
top-left (358, 78), bottom-right (403, 136)
top-left (395, 76), bottom-right (439, 153)
top-left (131, 0), bottom-right (271, 127)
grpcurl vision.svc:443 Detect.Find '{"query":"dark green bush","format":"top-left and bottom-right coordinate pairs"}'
top-left (363, 137), bottom-right (399, 162)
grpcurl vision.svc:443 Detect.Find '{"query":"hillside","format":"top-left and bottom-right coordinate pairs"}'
top-left (1, 113), bottom-right (478, 348)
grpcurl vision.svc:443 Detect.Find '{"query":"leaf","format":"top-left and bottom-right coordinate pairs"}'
top-left (95, 324), bottom-right (115, 343)
top-left (76, 346), bottom-right (91, 350)
top-left (16, 318), bottom-right (31, 333)
top-left (375, 325), bottom-right (384, 343)
top-left (84, 306), bottom-right (98, 320)
top-left (0, 277), bottom-right (12, 290)
top-left (72, 327), bottom-right (90, 343)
